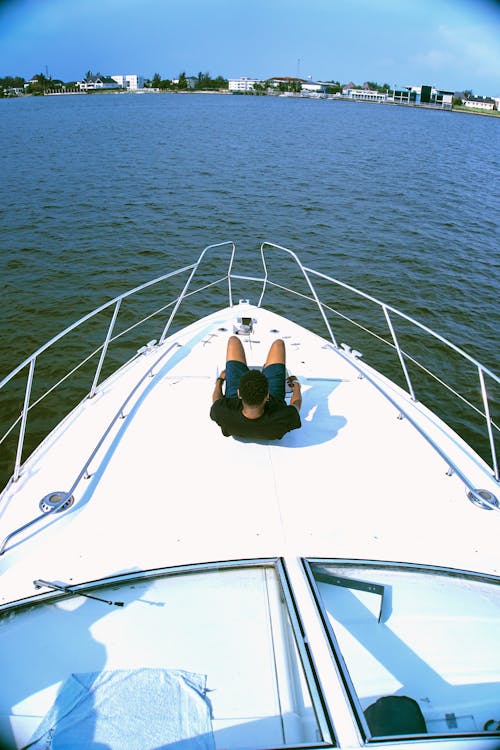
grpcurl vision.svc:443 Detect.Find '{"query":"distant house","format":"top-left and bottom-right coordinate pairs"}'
top-left (434, 89), bottom-right (454, 108)
top-left (4, 87), bottom-right (24, 96)
top-left (171, 76), bottom-right (197, 89)
top-left (408, 85), bottom-right (452, 108)
top-left (342, 87), bottom-right (388, 102)
top-left (270, 76), bottom-right (306, 86)
top-left (383, 84), bottom-right (452, 108)
top-left (77, 74), bottom-right (121, 91)
top-left (301, 80), bottom-right (326, 94)
top-left (464, 96), bottom-right (495, 111)
top-left (228, 77), bottom-right (261, 92)
top-left (111, 74), bottom-right (144, 90)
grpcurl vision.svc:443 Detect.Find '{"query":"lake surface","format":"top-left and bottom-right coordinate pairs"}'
top-left (0, 92), bottom-right (499, 480)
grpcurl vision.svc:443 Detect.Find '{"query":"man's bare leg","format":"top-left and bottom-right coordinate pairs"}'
top-left (226, 335), bottom-right (247, 364)
top-left (263, 338), bottom-right (285, 367)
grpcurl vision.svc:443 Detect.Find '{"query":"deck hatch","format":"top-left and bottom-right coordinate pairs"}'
top-left (39, 491), bottom-right (74, 514)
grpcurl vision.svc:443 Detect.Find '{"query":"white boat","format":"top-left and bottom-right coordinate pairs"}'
top-left (0, 241), bottom-right (499, 750)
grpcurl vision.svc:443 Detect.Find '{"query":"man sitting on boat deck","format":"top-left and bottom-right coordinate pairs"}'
top-left (210, 336), bottom-right (302, 439)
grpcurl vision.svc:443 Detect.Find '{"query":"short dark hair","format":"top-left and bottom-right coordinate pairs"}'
top-left (239, 370), bottom-right (268, 406)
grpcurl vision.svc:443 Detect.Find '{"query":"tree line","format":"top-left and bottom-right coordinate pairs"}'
top-left (151, 71), bottom-right (228, 90)
top-left (0, 73), bottom-right (73, 96)
top-left (0, 70), bottom-right (229, 96)
top-left (0, 72), bottom-right (480, 101)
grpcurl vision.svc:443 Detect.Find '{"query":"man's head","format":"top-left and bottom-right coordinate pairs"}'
top-left (238, 370), bottom-right (269, 406)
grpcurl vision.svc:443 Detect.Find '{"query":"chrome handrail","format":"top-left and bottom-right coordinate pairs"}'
top-left (0, 341), bottom-right (181, 556)
top-left (0, 241), bottom-right (237, 554)
top-left (159, 240), bottom-right (235, 344)
top-left (257, 242), bottom-right (499, 482)
top-left (1, 241), bottom-right (235, 491)
top-left (258, 242), bottom-right (338, 347)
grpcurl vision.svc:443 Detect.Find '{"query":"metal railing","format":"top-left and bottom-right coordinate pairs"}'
top-left (254, 242), bottom-right (499, 483)
top-left (0, 241), bottom-right (236, 555)
top-left (1, 239), bottom-right (498, 527)
top-left (0, 241), bottom-right (235, 490)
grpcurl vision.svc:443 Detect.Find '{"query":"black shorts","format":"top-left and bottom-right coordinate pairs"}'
top-left (225, 361), bottom-right (286, 402)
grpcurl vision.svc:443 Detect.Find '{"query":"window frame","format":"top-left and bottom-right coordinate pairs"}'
top-left (303, 558), bottom-right (500, 744)
top-left (18, 557), bottom-right (336, 748)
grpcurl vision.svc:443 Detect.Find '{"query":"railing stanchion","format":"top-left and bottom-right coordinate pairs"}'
top-left (159, 241), bottom-right (235, 344)
top-left (89, 299), bottom-right (122, 399)
top-left (227, 242), bottom-right (235, 307)
top-left (13, 358), bottom-right (36, 482)
top-left (478, 365), bottom-right (499, 482)
top-left (259, 242), bottom-right (338, 347)
top-left (383, 305), bottom-right (416, 401)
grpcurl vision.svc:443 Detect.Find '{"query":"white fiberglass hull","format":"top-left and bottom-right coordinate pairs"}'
top-left (1, 244), bottom-right (499, 750)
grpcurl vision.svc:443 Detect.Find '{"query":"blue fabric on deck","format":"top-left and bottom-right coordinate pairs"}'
top-left (26, 668), bottom-right (215, 750)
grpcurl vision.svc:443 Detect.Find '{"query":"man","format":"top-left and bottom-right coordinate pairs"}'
top-left (210, 335), bottom-right (302, 439)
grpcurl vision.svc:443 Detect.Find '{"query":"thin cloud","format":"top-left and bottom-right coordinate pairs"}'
top-left (437, 23), bottom-right (500, 73)
top-left (412, 48), bottom-right (454, 69)
top-left (409, 21), bottom-right (500, 91)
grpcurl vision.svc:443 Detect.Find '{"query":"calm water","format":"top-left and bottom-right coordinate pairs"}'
top-left (0, 93), bottom-right (499, 480)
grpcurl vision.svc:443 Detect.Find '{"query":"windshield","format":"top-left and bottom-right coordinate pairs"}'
top-left (307, 561), bottom-right (500, 740)
top-left (1, 563), bottom-right (330, 749)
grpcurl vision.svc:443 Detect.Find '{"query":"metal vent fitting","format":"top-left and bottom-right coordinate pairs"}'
top-left (467, 488), bottom-right (499, 511)
top-left (39, 492), bottom-right (75, 514)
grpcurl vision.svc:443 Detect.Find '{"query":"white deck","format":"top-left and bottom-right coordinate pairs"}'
top-left (0, 303), bottom-right (499, 607)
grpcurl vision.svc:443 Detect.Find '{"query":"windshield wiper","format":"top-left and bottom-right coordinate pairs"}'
top-left (34, 579), bottom-right (124, 607)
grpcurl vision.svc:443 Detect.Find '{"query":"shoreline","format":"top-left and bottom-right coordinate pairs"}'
top-left (3, 88), bottom-right (499, 116)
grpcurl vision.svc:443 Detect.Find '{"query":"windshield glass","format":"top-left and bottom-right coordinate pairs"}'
top-left (307, 561), bottom-right (500, 740)
top-left (1, 563), bottom-right (330, 749)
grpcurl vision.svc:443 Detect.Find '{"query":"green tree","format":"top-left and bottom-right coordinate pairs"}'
top-left (151, 73), bottom-right (161, 88)
top-left (195, 71), bottom-right (210, 89)
top-left (211, 75), bottom-right (228, 90)
top-left (177, 71), bottom-right (188, 90)
top-left (1, 75), bottom-right (25, 88)
top-left (27, 72), bottom-right (51, 95)
top-left (192, 72), bottom-right (228, 90)
top-left (0, 75), bottom-right (25, 96)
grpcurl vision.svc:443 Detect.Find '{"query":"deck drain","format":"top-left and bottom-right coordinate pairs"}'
top-left (39, 492), bottom-right (74, 514)
top-left (467, 488), bottom-right (499, 511)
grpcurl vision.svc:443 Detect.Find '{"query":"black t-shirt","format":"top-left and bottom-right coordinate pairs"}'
top-left (210, 396), bottom-right (301, 440)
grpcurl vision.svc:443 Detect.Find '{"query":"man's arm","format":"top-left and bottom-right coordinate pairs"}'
top-left (212, 370), bottom-right (226, 404)
top-left (287, 376), bottom-right (302, 412)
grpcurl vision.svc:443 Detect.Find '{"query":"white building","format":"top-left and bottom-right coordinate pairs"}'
top-left (464, 96), bottom-right (495, 111)
top-left (111, 74), bottom-right (144, 90)
top-left (228, 77), bottom-right (261, 92)
top-left (301, 81), bottom-right (325, 94)
top-left (407, 85), bottom-right (453, 108)
top-left (342, 87), bottom-right (388, 102)
top-left (77, 75), bottom-right (120, 91)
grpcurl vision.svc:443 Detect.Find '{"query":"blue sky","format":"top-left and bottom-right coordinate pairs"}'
top-left (0, 0), bottom-right (499, 95)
